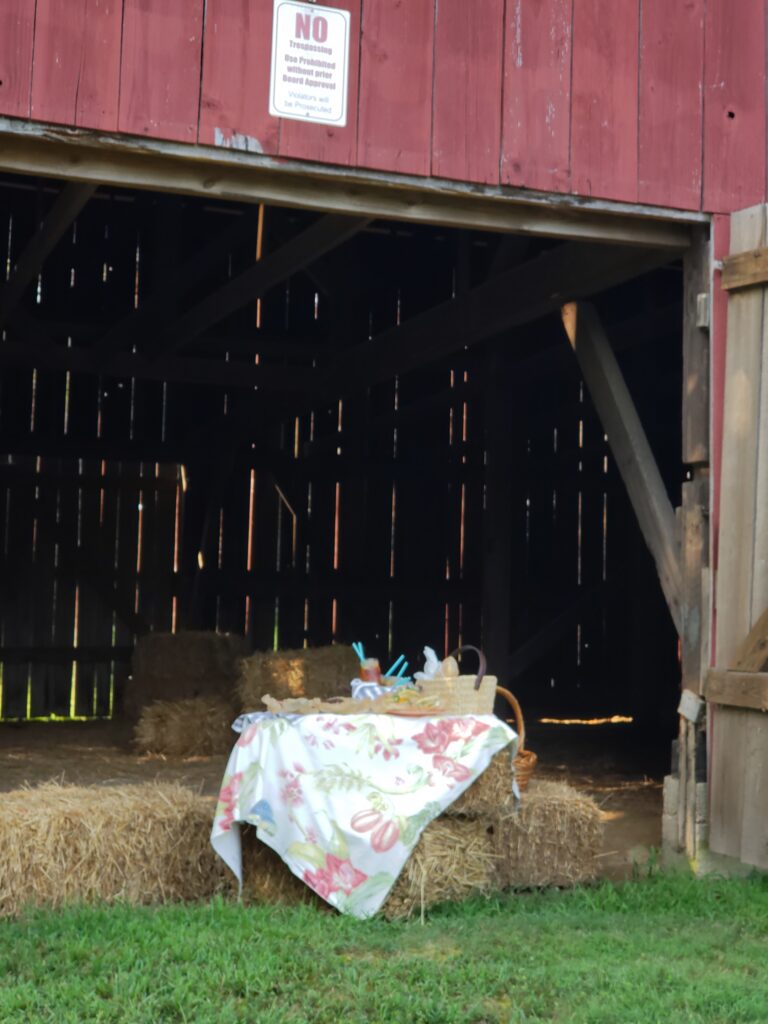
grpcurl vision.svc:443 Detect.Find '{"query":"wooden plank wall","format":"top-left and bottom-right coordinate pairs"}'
top-left (0, 0), bottom-right (765, 214)
top-left (710, 204), bottom-right (768, 868)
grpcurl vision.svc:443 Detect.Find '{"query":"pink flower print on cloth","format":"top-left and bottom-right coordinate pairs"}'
top-left (432, 754), bottom-right (473, 786)
top-left (215, 771), bottom-right (243, 832)
top-left (303, 854), bottom-right (368, 900)
top-left (412, 720), bottom-right (455, 755)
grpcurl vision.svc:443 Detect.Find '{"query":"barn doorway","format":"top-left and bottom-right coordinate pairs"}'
top-left (0, 171), bottom-right (693, 872)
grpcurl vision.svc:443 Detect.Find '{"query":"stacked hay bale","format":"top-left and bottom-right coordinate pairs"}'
top-left (237, 645), bottom-right (359, 708)
top-left (493, 780), bottom-right (604, 889)
top-left (381, 756), bottom-right (604, 920)
top-left (0, 783), bottom-right (229, 917)
top-left (126, 631), bottom-right (249, 721)
top-left (133, 697), bottom-right (235, 757)
top-left (131, 641), bottom-right (358, 758)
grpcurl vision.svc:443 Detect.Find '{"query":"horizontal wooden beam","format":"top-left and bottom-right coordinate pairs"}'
top-left (704, 669), bottom-right (768, 711)
top-left (0, 118), bottom-right (701, 249)
top-left (561, 302), bottom-right (683, 634)
top-left (0, 333), bottom-right (319, 393)
top-left (0, 182), bottom-right (95, 327)
top-left (733, 606), bottom-right (768, 672)
top-left (721, 247), bottom-right (768, 291)
top-left (0, 645), bottom-right (132, 664)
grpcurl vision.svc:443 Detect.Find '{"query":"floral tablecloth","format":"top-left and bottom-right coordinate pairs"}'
top-left (211, 712), bottom-right (517, 918)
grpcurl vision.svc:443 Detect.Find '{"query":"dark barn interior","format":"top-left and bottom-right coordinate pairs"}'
top-left (0, 174), bottom-right (683, 756)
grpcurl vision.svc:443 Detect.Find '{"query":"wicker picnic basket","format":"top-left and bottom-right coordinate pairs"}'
top-left (496, 685), bottom-right (538, 792)
top-left (415, 646), bottom-right (497, 716)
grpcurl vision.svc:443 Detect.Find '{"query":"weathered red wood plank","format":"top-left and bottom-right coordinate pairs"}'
top-left (432, 0), bottom-right (504, 185)
top-left (119, 0), bottom-right (205, 143)
top-left (703, 0), bottom-right (766, 213)
top-left (357, 0), bottom-right (435, 177)
top-left (501, 0), bottom-right (572, 193)
top-left (571, 0), bottom-right (639, 203)
top-left (0, 1), bottom-right (35, 118)
top-left (31, 0), bottom-right (122, 132)
top-left (638, 0), bottom-right (703, 210)
top-left (199, 0), bottom-right (279, 155)
top-left (279, 0), bottom-right (362, 167)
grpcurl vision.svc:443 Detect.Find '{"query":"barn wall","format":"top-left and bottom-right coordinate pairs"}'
top-left (0, 0), bottom-right (765, 215)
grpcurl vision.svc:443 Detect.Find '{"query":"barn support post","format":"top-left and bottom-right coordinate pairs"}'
top-left (671, 224), bottom-right (712, 861)
top-left (560, 302), bottom-right (683, 633)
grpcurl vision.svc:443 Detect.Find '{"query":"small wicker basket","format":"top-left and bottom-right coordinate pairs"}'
top-left (496, 686), bottom-right (538, 792)
top-left (415, 646), bottom-right (497, 716)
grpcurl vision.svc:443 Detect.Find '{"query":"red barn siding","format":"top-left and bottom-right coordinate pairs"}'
top-left (0, 0), bottom-right (766, 215)
top-left (703, 0), bottom-right (766, 213)
top-left (199, 0), bottom-right (280, 155)
top-left (570, 0), bottom-right (640, 204)
top-left (638, 0), bottom-right (704, 210)
top-left (31, 0), bottom-right (122, 132)
top-left (119, 0), bottom-right (205, 143)
top-left (0, 1), bottom-right (35, 118)
top-left (432, 0), bottom-right (504, 185)
top-left (357, 0), bottom-right (435, 176)
top-left (500, 0), bottom-right (572, 194)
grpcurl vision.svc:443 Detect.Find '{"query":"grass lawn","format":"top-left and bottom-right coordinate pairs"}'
top-left (2, 872), bottom-right (768, 1023)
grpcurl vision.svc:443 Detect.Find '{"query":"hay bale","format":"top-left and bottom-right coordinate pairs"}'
top-left (448, 747), bottom-right (515, 819)
top-left (381, 818), bottom-right (497, 920)
top-left (239, 827), bottom-right (324, 908)
top-left (237, 645), bottom-right (359, 710)
top-left (0, 783), bottom-right (228, 917)
top-left (495, 780), bottom-right (603, 889)
top-left (133, 697), bottom-right (235, 757)
top-left (125, 631), bottom-right (249, 719)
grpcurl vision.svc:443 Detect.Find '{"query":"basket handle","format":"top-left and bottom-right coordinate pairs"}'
top-left (449, 645), bottom-right (487, 692)
top-left (495, 685), bottom-right (526, 752)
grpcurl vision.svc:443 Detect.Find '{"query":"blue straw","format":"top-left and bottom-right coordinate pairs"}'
top-left (396, 661), bottom-right (409, 679)
top-left (384, 654), bottom-right (405, 677)
top-left (352, 642), bottom-right (365, 661)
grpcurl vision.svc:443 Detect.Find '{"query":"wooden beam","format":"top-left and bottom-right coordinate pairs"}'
top-left (0, 118), bottom-right (701, 249)
top-left (91, 209), bottom-right (260, 355)
top-left (0, 646), bottom-right (133, 664)
top-left (561, 301), bottom-right (683, 634)
top-left (0, 332), bottom-right (319, 393)
top-left (721, 247), bottom-right (768, 291)
top-left (733, 607), bottom-right (768, 671)
top-left (0, 182), bottom-right (95, 327)
top-left (704, 669), bottom-right (768, 711)
top-left (156, 214), bottom-right (369, 356)
top-left (683, 225), bottom-right (710, 464)
top-left (330, 242), bottom-right (672, 392)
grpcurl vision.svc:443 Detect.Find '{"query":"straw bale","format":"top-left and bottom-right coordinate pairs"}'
top-left (237, 645), bottom-right (359, 710)
top-left (381, 817), bottom-right (497, 920)
top-left (0, 783), bottom-right (228, 917)
top-left (239, 827), bottom-right (324, 908)
top-left (133, 698), bottom-right (235, 757)
top-left (125, 631), bottom-right (248, 718)
top-left (495, 780), bottom-right (603, 889)
top-left (448, 747), bottom-right (515, 819)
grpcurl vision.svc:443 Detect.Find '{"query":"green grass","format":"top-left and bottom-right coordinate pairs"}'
top-left (2, 873), bottom-right (768, 1023)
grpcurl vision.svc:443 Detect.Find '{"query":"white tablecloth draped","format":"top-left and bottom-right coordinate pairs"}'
top-left (211, 712), bottom-right (516, 918)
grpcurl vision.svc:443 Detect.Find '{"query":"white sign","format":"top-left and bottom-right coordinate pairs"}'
top-left (269, 1), bottom-right (351, 127)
